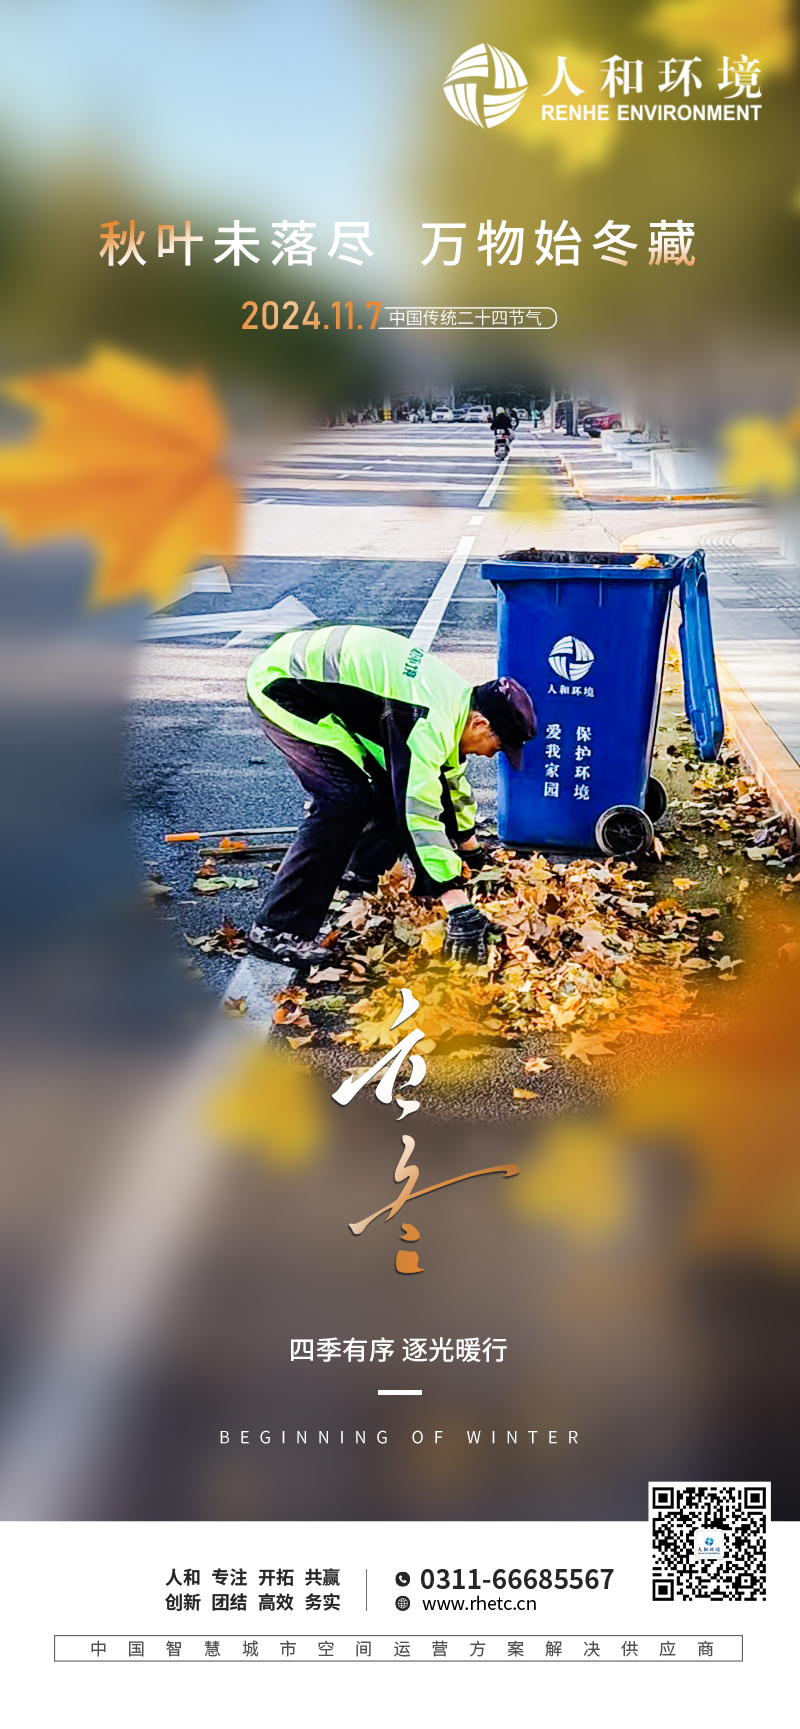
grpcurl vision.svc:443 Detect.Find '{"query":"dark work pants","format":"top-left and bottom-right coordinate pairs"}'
top-left (255, 718), bottom-right (402, 937)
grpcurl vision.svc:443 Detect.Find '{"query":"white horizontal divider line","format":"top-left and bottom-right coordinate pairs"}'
top-left (408, 536), bottom-right (475, 652)
top-left (377, 1389), bottom-right (422, 1396)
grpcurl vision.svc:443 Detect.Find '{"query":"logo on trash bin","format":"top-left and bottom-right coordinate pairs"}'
top-left (443, 43), bottom-right (528, 128)
top-left (548, 635), bottom-right (595, 682)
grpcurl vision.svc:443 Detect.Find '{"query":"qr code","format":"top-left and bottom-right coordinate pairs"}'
top-left (651, 1483), bottom-right (767, 1602)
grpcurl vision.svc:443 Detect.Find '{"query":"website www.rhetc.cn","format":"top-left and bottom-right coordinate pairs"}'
top-left (422, 1597), bottom-right (537, 1613)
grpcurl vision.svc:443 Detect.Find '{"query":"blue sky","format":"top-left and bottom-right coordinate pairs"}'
top-left (0, 0), bottom-right (436, 223)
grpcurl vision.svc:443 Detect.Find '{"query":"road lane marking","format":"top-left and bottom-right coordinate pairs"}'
top-left (167, 564), bottom-right (231, 604)
top-left (408, 536), bottom-right (476, 652)
top-left (477, 452), bottom-right (510, 509)
top-left (142, 596), bottom-right (316, 643)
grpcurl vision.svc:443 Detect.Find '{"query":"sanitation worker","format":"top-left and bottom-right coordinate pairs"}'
top-left (245, 623), bottom-right (537, 970)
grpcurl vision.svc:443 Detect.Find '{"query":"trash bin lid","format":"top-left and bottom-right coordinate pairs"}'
top-left (487, 549), bottom-right (681, 580)
top-left (679, 555), bottom-right (724, 762)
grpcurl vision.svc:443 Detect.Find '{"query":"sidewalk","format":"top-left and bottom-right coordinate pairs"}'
top-left (529, 433), bottom-right (800, 831)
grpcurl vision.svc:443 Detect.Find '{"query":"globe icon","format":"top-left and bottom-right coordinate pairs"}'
top-left (548, 636), bottom-right (595, 681)
top-left (443, 43), bottom-right (528, 129)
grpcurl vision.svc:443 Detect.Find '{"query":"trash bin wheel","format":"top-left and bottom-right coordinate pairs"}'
top-left (644, 775), bottom-right (668, 822)
top-left (595, 805), bottom-right (655, 859)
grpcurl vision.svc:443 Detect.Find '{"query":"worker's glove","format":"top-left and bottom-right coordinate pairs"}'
top-left (459, 838), bottom-right (500, 874)
top-left (444, 904), bottom-right (503, 964)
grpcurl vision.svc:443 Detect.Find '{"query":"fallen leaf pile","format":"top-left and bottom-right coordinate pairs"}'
top-left (271, 853), bottom-right (713, 1065)
top-left (268, 750), bottom-right (797, 1069)
top-left (659, 743), bottom-right (799, 883)
top-left (170, 719), bottom-right (796, 1092)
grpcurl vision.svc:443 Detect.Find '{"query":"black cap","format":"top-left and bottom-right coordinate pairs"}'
top-left (472, 677), bottom-right (537, 770)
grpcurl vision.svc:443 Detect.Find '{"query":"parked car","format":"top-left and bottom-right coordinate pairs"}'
top-left (431, 406), bottom-right (454, 423)
top-left (580, 411), bottom-right (622, 438)
top-left (463, 405), bottom-right (490, 423)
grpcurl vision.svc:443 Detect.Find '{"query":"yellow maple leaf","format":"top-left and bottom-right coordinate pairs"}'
top-left (615, 896), bottom-right (800, 1261)
top-left (562, 1030), bottom-right (620, 1065)
top-left (509, 41), bottom-right (618, 171)
top-left (779, 396), bottom-right (800, 440)
top-left (501, 471), bottom-right (557, 522)
top-left (0, 346), bottom-right (238, 610)
top-left (419, 922), bottom-right (446, 956)
top-left (512, 1121), bottom-right (634, 1239)
top-left (643, 0), bottom-right (794, 72)
top-left (721, 417), bottom-right (800, 496)
top-left (203, 1041), bottom-right (323, 1169)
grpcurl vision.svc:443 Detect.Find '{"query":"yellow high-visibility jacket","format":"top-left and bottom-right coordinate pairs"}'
top-left (246, 624), bottom-right (478, 890)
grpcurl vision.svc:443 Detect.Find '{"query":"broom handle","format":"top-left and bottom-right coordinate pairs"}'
top-left (165, 826), bottom-right (298, 842)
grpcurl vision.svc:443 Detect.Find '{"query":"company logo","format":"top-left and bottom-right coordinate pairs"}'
top-left (694, 1531), bottom-right (725, 1559)
top-left (548, 636), bottom-right (595, 682)
top-left (443, 43), bottom-right (528, 129)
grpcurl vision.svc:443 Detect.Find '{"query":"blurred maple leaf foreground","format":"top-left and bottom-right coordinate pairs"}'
top-left (0, 346), bottom-right (238, 610)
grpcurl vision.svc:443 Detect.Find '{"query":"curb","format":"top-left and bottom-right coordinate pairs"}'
top-left (663, 605), bottom-right (800, 840)
top-left (714, 652), bottom-right (800, 839)
top-left (575, 494), bottom-right (743, 508)
top-left (556, 456), bottom-right (751, 509)
top-left (668, 611), bottom-right (800, 837)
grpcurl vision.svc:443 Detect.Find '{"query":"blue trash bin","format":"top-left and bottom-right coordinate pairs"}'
top-left (480, 548), bottom-right (723, 857)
